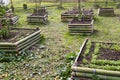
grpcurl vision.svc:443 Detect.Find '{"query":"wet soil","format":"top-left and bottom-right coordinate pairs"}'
top-left (0, 29), bottom-right (35, 42)
top-left (82, 9), bottom-right (94, 15)
top-left (63, 9), bottom-right (79, 14)
top-left (71, 19), bottom-right (92, 24)
top-left (98, 47), bottom-right (120, 61)
top-left (86, 42), bottom-right (95, 61)
top-left (31, 13), bottom-right (47, 16)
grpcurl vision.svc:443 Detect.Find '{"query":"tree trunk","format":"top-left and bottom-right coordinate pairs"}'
top-left (78, 0), bottom-right (81, 14)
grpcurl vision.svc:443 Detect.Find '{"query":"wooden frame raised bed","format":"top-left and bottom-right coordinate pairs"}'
top-left (0, 28), bottom-right (41, 53)
top-left (68, 19), bottom-right (94, 34)
top-left (27, 7), bottom-right (48, 24)
top-left (61, 9), bottom-right (79, 22)
top-left (82, 9), bottom-right (94, 20)
top-left (71, 39), bottom-right (120, 80)
top-left (98, 8), bottom-right (115, 16)
top-left (27, 14), bottom-right (48, 24)
top-left (1, 9), bottom-right (19, 25)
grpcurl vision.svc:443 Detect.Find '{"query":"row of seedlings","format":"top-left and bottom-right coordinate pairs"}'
top-left (71, 1), bottom-right (116, 79)
top-left (71, 39), bottom-right (120, 79)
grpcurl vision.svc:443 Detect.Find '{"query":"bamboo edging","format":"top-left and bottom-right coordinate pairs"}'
top-left (71, 66), bottom-right (120, 77)
top-left (73, 38), bottom-right (88, 66)
top-left (15, 30), bottom-right (41, 45)
top-left (0, 28), bottom-right (41, 53)
top-left (72, 39), bottom-right (120, 79)
top-left (71, 72), bottom-right (120, 80)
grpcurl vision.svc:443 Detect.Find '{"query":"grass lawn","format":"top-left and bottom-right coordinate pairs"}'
top-left (0, 0), bottom-right (120, 80)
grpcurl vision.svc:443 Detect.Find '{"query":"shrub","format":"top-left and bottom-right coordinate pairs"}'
top-left (1, 19), bottom-right (10, 39)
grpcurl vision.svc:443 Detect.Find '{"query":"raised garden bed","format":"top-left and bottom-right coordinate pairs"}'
top-left (71, 39), bottom-right (120, 80)
top-left (0, 28), bottom-right (41, 53)
top-left (98, 8), bottom-right (115, 16)
top-left (61, 9), bottom-right (79, 22)
top-left (1, 9), bottom-right (19, 25)
top-left (27, 7), bottom-right (48, 24)
top-left (82, 9), bottom-right (94, 20)
top-left (68, 18), bottom-right (94, 34)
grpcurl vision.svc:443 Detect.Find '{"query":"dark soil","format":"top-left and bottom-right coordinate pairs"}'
top-left (31, 8), bottom-right (47, 16)
top-left (0, 29), bottom-right (35, 42)
top-left (83, 42), bottom-right (120, 62)
top-left (31, 13), bottom-right (47, 16)
top-left (71, 19), bottom-right (92, 24)
top-left (82, 9), bottom-right (93, 15)
top-left (86, 42), bottom-right (95, 61)
top-left (98, 47), bottom-right (120, 61)
top-left (63, 9), bottom-right (79, 14)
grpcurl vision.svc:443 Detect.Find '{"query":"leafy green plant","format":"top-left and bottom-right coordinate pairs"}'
top-left (91, 60), bottom-right (120, 66)
top-left (0, 5), bottom-right (6, 18)
top-left (58, 53), bottom-right (77, 80)
top-left (82, 59), bottom-right (88, 65)
top-left (65, 52), bottom-right (77, 62)
top-left (0, 51), bottom-right (16, 62)
top-left (92, 74), bottom-right (100, 80)
top-left (110, 44), bottom-right (120, 51)
top-left (84, 42), bottom-right (91, 57)
top-left (58, 63), bottom-right (71, 80)
top-left (1, 19), bottom-right (10, 39)
top-left (92, 43), bottom-right (100, 60)
top-left (0, 50), bottom-right (35, 62)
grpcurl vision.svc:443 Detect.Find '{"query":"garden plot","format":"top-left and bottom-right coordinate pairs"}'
top-left (68, 18), bottom-right (94, 34)
top-left (81, 9), bottom-right (94, 20)
top-left (0, 28), bottom-right (41, 53)
top-left (61, 9), bottom-right (79, 22)
top-left (27, 7), bottom-right (48, 24)
top-left (98, 8), bottom-right (115, 16)
top-left (72, 39), bottom-right (120, 80)
top-left (1, 9), bottom-right (19, 25)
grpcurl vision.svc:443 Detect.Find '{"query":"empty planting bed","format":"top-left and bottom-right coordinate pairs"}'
top-left (98, 8), bottom-right (114, 16)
